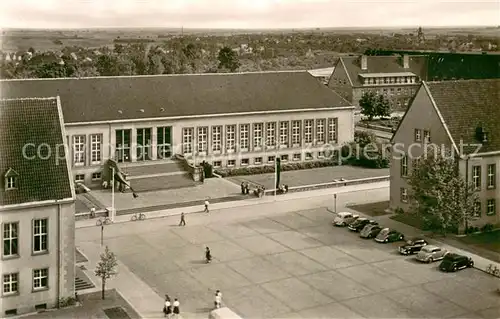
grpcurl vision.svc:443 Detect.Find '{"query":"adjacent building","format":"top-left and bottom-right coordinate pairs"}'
top-left (390, 79), bottom-right (500, 227)
top-left (0, 98), bottom-right (76, 316)
top-left (1, 71), bottom-right (355, 187)
top-left (328, 54), bottom-right (427, 110)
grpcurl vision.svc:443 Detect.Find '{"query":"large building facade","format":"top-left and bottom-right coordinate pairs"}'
top-left (0, 98), bottom-right (76, 316)
top-left (390, 79), bottom-right (500, 228)
top-left (328, 55), bottom-right (427, 110)
top-left (1, 71), bottom-right (355, 187)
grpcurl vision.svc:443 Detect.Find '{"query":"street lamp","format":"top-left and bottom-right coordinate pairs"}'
top-left (100, 224), bottom-right (104, 246)
top-left (334, 193), bottom-right (337, 213)
top-left (111, 166), bottom-right (115, 222)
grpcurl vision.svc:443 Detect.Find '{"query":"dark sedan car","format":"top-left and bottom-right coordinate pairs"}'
top-left (348, 218), bottom-right (377, 232)
top-left (398, 238), bottom-right (428, 255)
top-left (359, 225), bottom-right (383, 238)
top-left (439, 253), bottom-right (474, 272)
top-left (374, 228), bottom-right (404, 243)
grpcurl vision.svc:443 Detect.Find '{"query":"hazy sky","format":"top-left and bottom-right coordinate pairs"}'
top-left (1, 0), bottom-right (499, 29)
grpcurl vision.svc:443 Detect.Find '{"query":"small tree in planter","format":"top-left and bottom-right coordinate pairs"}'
top-left (359, 92), bottom-right (391, 121)
top-left (94, 246), bottom-right (118, 300)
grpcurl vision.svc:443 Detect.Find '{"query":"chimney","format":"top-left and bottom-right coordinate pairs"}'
top-left (361, 55), bottom-right (368, 70)
top-left (403, 55), bottom-right (410, 69)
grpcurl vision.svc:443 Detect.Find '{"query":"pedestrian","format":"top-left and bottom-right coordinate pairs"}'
top-left (214, 290), bottom-right (222, 309)
top-left (173, 298), bottom-right (180, 317)
top-left (204, 199), bottom-right (210, 213)
top-left (241, 182), bottom-right (245, 194)
top-left (245, 183), bottom-right (249, 194)
top-left (163, 298), bottom-right (172, 318)
top-left (178, 212), bottom-right (186, 226)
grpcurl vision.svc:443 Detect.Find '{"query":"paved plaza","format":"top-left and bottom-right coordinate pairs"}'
top-left (77, 205), bottom-right (500, 319)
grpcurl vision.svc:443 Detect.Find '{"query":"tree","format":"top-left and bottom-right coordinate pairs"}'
top-left (217, 46), bottom-right (240, 72)
top-left (94, 246), bottom-right (118, 300)
top-left (407, 145), bottom-right (478, 235)
top-left (359, 91), bottom-right (391, 120)
top-left (96, 55), bottom-right (119, 76)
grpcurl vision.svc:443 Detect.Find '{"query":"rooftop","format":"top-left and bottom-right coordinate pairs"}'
top-left (425, 79), bottom-right (500, 155)
top-left (0, 97), bottom-right (73, 206)
top-left (0, 71), bottom-right (351, 124)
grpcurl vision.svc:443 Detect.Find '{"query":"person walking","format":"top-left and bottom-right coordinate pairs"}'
top-left (172, 298), bottom-right (180, 317)
top-left (178, 212), bottom-right (186, 226)
top-left (205, 246), bottom-right (212, 263)
top-left (163, 296), bottom-right (172, 317)
top-left (214, 290), bottom-right (222, 309)
top-left (204, 199), bottom-right (210, 213)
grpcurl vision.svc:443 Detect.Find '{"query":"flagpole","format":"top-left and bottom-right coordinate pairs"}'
top-left (111, 167), bottom-right (115, 222)
top-left (274, 148), bottom-right (277, 201)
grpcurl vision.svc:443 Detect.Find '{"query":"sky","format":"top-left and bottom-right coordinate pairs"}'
top-left (1, 0), bottom-right (499, 29)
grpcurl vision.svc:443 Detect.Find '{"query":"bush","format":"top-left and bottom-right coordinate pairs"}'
top-left (59, 296), bottom-right (77, 308)
top-left (214, 159), bottom-right (338, 177)
top-left (394, 207), bottom-right (405, 215)
top-left (481, 223), bottom-right (494, 233)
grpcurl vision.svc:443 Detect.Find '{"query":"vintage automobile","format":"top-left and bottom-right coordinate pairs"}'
top-left (359, 224), bottom-right (383, 239)
top-left (439, 253), bottom-right (474, 272)
top-left (416, 245), bottom-right (448, 263)
top-left (332, 212), bottom-right (359, 227)
top-left (398, 238), bottom-right (428, 255)
top-left (374, 228), bottom-right (404, 243)
top-left (348, 218), bottom-right (378, 232)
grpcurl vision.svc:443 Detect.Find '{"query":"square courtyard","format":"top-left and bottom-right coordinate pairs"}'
top-left (77, 208), bottom-right (500, 318)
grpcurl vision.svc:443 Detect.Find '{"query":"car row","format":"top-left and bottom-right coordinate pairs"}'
top-left (332, 211), bottom-right (474, 272)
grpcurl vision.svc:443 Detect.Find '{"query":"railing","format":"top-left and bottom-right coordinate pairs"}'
top-left (174, 154), bottom-right (203, 181)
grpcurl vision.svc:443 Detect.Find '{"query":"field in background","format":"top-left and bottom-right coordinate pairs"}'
top-left (1, 26), bottom-right (498, 52)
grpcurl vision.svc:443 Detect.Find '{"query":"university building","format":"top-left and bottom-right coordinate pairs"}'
top-left (1, 71), bottom-right (355, 188)
top-left (0, 98), bottom-right (76, 316)
top-left (390, 79), bottom-right (500, 227)
top-left (328, 54), bottom-right (427, 110)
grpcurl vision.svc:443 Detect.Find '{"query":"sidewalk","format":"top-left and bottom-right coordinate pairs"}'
top-left (76, 181), bottom-right (389, 228)
top-left (345, 207), bottom-right (500, 277)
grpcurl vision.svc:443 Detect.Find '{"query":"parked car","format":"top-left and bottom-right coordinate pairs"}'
top-left (360, 225), bottom-right (383, 238)
top-left (439, 253), bottom-right (474, 272)
top-left (374, 228), bottom-right (404, 243)
top-left (398, 238), bottom-right (428, 255)
top-left (416, 245), bottom-right (448, 263)
top-left (332, 212), bottom-right (359, 227)
top-left (348, 218), bottom-right (378, 232)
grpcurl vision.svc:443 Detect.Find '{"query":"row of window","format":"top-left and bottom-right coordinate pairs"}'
top-left (212, 151), bottom-right (331, 168)
top-left (3, 268), bottom-right (49, 296)
top-left (362, 76), bottom-right (418, 85)
top-left (400, 189), bottom-right (497, 217)
top-left (361, 87), bottom-right (416, 97)
top-left (72, 134), bottom-right (103, 166)
top-left (3, 219), bottom-right (48, 258)
top-left (182, 119), bottom-right (338, 155)
top-left (414, 129), bottom-right (431, 143)
top-left (75, 172), bottom-right (102, 183)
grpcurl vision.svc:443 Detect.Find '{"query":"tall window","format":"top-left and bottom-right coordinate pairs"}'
top-left (73, 135), bottom-right (85, 166)
top-left (90, 134), bottom-right (102, 165)
top-left (291, 120), bottom-right (301, 145)
top-left (115, 129), bottom-right (131, 162)
top-left (253, 123), bottom-right (263, 149)
top-left (226, 125), bottom-right (236, 152)
top-left (316, 119), bottom-right (325, 144)
top-left (211, 126), bottom-right (222, 152)
top-left (304, 119), bottom-right (313, 144)
top-left (423, 130), bottom-right (431, 143)
top-left (33, 268), bottom-right (48, 291)
top-left (472, 165), bottom-right (481, 190)
top-left (6, 177), bottom-right (16, 190)
top-left (328, 118), bottom-right (337, 144)
top-left (197, 127), bottom-right (208, 153)
top-left (3, 273), bottom-right (18, 295)
top-left (157, 127), bottom-right (172, 159)
top-left (400, 155), bottom-right (408, 177)
top-left (3, 223), bottom-right (18, 257)
top-left (239, 124), bottom-right (249, 151)
top-left (279, 121), bottom-right (289, 147)
top-left (487, 199), bottom-right (496, 215)
top-left (414, 129), bottom-right (422, 142)
top-left (33, 219), bottom-right (48, 254)
top-left (182, 128), bottom-right (194, 154)
top-left (487, 164), bottom-right (496, 189)
top-left (266, 122), bottom-right (276, 147)
top-left (136, 128), bottom-right (152, 161)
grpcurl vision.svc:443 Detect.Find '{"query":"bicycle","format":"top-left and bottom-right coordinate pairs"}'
top-left (486, 264), bottom-right (499, 276)
top-left (96, 217), bottom-right (112, 226)
top-left (131, 213), bottom-right (146, 221)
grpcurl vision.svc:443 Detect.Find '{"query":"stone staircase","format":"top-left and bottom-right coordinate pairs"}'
top-left (75, 266), bottom-right (95, 291)
top-left (119, 160), bottom-right (198, 193)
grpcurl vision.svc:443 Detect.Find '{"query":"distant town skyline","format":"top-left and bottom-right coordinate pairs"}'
top-left (1, 0), bottom-right (498, 29)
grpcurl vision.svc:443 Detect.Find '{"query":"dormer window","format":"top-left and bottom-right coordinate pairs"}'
top-left (4, 168), bottom-right (19, 190)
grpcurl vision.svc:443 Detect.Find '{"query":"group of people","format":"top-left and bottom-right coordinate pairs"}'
top-left (163, 295), bottom-right (180, 317)
top-left (240, 182), bottom-right (266, 198)
top-left (277, 184), bottom-right (289, 194)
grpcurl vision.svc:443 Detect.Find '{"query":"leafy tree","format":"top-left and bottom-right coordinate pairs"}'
top-left (359, 91), bottom-right (391, 120)
top-left (34, 61), bottom-right (75, 78)
top-left (217, 46), bottom-right (240, 72)
top-left (96, 55), bottom-right (119, 76)
top-left (407, 145), bottom-right (478, 235)
top-left (94, 246), bottom-right (118, 300)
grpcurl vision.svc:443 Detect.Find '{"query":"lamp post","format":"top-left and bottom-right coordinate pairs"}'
top-left (100, 224), bottom-right (104, 246)
top-left (111, 167), bottom-right (115, 222)
top-left (334, 193), bottom-right (337, 213)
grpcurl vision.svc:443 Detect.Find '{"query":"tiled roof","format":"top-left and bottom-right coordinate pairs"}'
top-left (340, 55), bottom-right (428, 87)
top-left (426, 79), bottom-right (500, 154)
top-left (0, 98), bottom-right (73, 206)
top-left (0, 71), bottom-right (351, 124)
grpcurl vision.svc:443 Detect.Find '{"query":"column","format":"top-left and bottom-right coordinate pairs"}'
top-left (151, 126), bottom-right (158, 160)
top-left (131, 128), bottom-right (137, 162)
